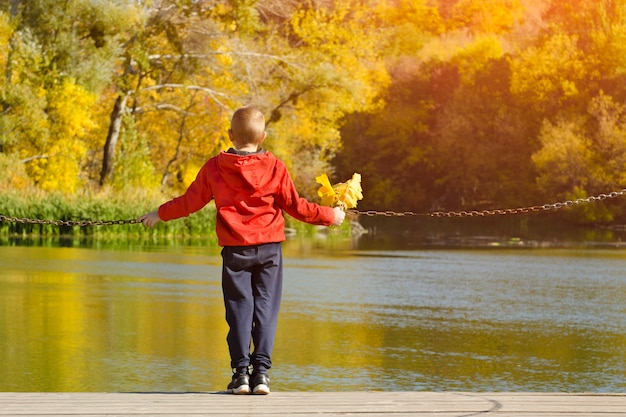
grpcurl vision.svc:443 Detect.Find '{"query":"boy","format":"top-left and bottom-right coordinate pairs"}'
top-left (139, 106), bottom-right (345, 394)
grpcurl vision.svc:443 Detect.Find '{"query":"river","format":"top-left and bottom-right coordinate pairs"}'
top-left (1, 220), bottom-right (625, 392)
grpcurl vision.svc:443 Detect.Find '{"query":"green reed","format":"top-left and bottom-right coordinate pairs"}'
top-left (0, 188), bottom-right (216, 240)
top-left (0, 188), bottom-right (349, 244)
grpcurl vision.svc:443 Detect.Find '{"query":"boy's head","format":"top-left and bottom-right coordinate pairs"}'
top-left (229, 106), bottom-right (266, 148)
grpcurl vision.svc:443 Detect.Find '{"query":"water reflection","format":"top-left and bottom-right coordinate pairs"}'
top-left (355, 215), bottom-right (626, 249)
top-left (0, 241), bottom-right (625, 392)
top-left (276, 247), bottom-right (626, 392)
top-left (0, 246), bottom-right (229, 392)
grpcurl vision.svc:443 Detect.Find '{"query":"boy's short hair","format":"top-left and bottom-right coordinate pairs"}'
top-left (230, 106), bottom-right (266, 145)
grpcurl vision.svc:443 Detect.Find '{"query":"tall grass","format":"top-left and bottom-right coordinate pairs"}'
top-left (0, 188), bottom-right (217, 241)
top-left (0, 188), bottom-right (350, 246)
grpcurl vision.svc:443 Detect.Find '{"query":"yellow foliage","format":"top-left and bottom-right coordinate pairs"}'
top-left (137, 82), bottom-right (234, 192)
top-left (0, 154), bottom-right (32, 191)
top-left (259, 1), bottom-right (389, 185)
top-left (267, 101), bottom-right (344, 187)
top-left (48, 80), bottom-right (98, 139)
top-left (561, 79), bottom-right (579, 97)
top-left (449, 0), bottom-right (524, 34)
top-left (453, 34), bottom-right (504, 83)
top-left (289, 0), bottom-right (390, 112)
top-left (532, 118), bottom-right (593, 194)
top-left (26, 80), bottom-right (97, 193)
top-left (509, 34), bottom-right (586, 109)
top-left (34, 140), bottom-right (87, 194)
top-left (316, 173), bottom-right (363, 209)
top-left (214, 43), bottom-right (234, 67)
top-left (0, 12), bottom-right (12, 80)
top-left (180, 161), bottom-right (203, 190)
top-left (379, 0), bottom-right (444, 58)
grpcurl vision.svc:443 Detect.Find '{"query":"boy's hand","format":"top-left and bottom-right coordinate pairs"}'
top-left (332, 206), bottom-right (345, 226)
top-left (138, 210), bottom-right (162, 228)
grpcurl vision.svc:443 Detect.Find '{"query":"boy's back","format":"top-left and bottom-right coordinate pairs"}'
top-left (157, 150), bottom-right (334, 246)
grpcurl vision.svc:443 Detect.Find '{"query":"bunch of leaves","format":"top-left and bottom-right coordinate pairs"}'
top-left (316, 173), bottom-right (363, 208)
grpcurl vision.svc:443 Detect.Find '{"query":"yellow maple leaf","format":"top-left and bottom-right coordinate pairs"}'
top-left (316, 172), bottom-right (363, 208)
top-left (316, 173), bottom-right (337, 207)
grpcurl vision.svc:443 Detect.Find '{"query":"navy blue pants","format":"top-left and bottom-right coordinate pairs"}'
top-left (221, 243), bottom-right (283, 371)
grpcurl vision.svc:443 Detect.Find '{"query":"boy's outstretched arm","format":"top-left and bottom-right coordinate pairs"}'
top-left (332, 206), bottom-right (345, 226)
top-left (138, 210), bottom-right (162, 228)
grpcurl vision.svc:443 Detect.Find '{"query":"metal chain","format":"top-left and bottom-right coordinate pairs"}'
top-left (0, 215), bottom-right (140, 227)
top-left (1, 189), bottom-right (625, 225)
top-left (350, 189), bottom-right (626, 218)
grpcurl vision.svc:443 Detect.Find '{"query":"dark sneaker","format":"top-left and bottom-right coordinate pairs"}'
top-left (227, 371), bottom-right (250, 395)
top-left (251, 373), bottom-right (270, 395)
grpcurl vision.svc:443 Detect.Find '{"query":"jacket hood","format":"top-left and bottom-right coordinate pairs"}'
top-left (215, 151), bottom-right (280, 196)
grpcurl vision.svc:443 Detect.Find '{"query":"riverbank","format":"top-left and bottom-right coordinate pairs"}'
top-left (0, 188), bottom-right (349, 242)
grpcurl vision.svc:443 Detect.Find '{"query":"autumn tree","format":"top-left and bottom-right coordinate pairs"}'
top-left (1, 0), bottom-right (391, 198)
top-left (336, 57), bottom-right (437, 211)
top-left (532, 92), bottom-right (626, 223)
top-left (0, 0), bottom-right (136, 192)
top-left (447, 0), bottom-right (524, 34)
top-left (335, 0), bottom-right (626, 222)
top-left (431, 57), bottom-right (537, 210)
top-left (331, 0), bottom-right (446, 210)
top-left (251, 0), bottom-right (390, 196)
top-left (512, 0), bottom-right (626, 220)
top-left (336, 0), bottom-right (535, 212)
top-left (97, 0), bottom-right (235, 188)
top-left (94, 0), bottom-right (391, 200)
top-left (3, 0), bottom-right (626, 224)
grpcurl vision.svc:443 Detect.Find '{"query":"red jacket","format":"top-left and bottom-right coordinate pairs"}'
top-left (158, 151), bottom-right (334, 246)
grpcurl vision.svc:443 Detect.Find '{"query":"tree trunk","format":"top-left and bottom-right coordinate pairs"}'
top-left (99, 94), bottom-right (128, 186)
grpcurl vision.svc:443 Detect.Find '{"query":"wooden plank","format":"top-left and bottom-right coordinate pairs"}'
top-left (0, 392), bottom-right (624, 416)
top-left (486, 393), bottom-right (626, 415)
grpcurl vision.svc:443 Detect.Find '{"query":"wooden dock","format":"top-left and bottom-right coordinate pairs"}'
top-left (1, 392), bottom-right (625, 416)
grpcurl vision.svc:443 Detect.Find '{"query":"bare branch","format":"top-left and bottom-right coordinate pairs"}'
top-left (133, 103), bottom-right (198, 116)
top-left (148, 51), bottom-right (301, 68)
top-left (140, 83), bottom-right (230, 109)
top-left (266, 86), bottom-right (318, 127)
top-left (20, 155), bottom-right (49, 164)
top-left (155, 103), bottom-right (197, 116)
